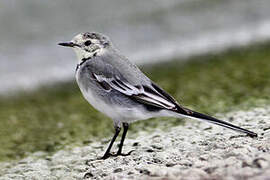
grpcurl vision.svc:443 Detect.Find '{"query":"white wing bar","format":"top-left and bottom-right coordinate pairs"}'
top-left (93, 73), bottom-right (176, 110)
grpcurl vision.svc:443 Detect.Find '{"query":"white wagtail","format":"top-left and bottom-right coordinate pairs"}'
top-left (59, 32), bottom-right (257, 159)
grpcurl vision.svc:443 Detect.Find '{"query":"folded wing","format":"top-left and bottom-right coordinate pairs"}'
top-left (92, 73), bottom-right (180, 111)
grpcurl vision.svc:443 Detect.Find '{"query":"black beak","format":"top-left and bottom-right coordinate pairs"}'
top-left (58, 42), bottom-right (80, 47)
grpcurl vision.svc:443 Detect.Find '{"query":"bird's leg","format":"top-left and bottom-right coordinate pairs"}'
top-left (101, 126), bottom-right (121, 159)
top-left (116, 123), bottom-right (134, 156)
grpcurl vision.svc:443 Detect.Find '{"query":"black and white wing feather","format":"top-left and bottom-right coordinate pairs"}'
top-left (92, 73), bottom-right (184, 112)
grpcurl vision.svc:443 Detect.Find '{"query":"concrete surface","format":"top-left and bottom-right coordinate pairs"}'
top-left (0, 107), bottom-right (269, 180)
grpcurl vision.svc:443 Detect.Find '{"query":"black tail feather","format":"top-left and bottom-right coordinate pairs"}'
top-left (179, 108), bottom-right (257, 137)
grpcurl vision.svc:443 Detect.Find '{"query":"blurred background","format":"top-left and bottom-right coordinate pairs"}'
top-left (0, 0), bottom-right (270, 162)
top-left (1, 0), bottom-right (270, 94)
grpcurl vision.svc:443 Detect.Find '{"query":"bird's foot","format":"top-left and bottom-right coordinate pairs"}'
top-left (99, 153), bottom-right (114, 160)
top-left (116, 150), bottom-right (134, 156)
top-left (100, 150), bottom-right (134, 160)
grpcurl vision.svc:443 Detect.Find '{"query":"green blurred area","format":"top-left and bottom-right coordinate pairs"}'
top-left (0, 43), bottom-right (270, 162)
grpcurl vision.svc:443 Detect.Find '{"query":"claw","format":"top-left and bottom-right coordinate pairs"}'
top-left (99, 152), bottom-right (115, 160)
top-left (100, 150), bottom-right (134, 160)
top-left (116, 150), bottom-right (134, 156)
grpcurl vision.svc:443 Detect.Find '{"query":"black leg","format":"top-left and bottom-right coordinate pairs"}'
top-left (117, 123), bottom-right (128, 155)
top-left (116, 123), bottom-right (134, 156)
top-left (101, 126), bottom-right (121, 159)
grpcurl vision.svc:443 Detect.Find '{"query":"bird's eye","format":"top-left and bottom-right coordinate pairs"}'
top-left (84, 40), bottom-right (92, 46)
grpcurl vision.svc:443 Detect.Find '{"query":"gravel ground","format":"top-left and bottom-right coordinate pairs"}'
top-left (0, 107), bottom-right (269, 180)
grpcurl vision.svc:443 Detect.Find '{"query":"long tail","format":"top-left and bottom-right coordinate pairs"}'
top-left (176, 107), bottom-right (258, 137)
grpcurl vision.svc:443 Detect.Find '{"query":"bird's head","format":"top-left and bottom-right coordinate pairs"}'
top-left (58, 32), bottom-right (111, 62)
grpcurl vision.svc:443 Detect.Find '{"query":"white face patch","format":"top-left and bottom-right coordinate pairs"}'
top-left (70, 33), bottom-right (105, 63)
top-left (73, 47), bottom-right (95, 61)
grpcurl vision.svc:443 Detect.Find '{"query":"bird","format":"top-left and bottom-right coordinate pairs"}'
top-left (58, 32), bottom-right (257, 159)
